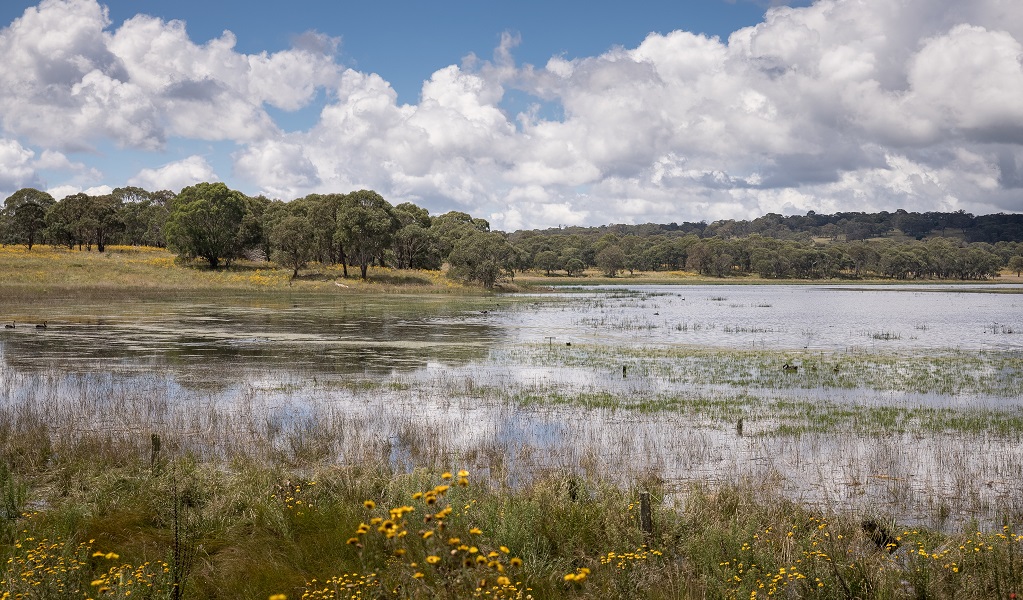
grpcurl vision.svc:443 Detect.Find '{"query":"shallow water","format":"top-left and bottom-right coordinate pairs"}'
top-left (0, 294), bottom-right (502, 378)
top-left (499, 284), bottom-right (1023, 351)
top-left (2, 284), bottom-right (1021, 528)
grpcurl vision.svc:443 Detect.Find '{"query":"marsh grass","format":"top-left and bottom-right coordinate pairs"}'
top-left (3, 437), bottom-right (1021, 599)
top-left (501, 342), bottom-right (1023, 398)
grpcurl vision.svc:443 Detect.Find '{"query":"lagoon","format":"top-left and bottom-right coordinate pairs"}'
top-left (1, 283), bottom-right (1021, 529)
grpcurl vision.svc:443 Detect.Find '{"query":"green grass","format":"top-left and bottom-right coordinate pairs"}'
top-left (3, 447), bottom-right (1022, 600)
top-left (1, 365), bottom-right (1021, 598)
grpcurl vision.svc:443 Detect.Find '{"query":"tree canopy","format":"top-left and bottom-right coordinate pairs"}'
top-left (165, 182), bottom-right (249, 268)
top-left (448, 231), bottom-right (517, 289)
top-left (335, 190), bottom-right (399, 280)
top-left (2, 188), bottom-right (54, 250)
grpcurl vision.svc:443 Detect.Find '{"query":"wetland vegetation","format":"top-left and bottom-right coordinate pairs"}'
top-left (1, 252), bottom-right (1022, 598)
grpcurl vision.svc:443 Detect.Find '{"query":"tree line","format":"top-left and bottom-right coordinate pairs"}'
top-left (2, 183), bottom-right (1022, 285)
top-left (0, 183), bottom-right (517, 288)
top-left (511, 230), bottom-right (1021, 280)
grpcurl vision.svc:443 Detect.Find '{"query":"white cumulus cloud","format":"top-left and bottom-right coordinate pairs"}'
top-left (228, 0), bottom-right (1023, 227)
top-left (127, 156), bottom-right (218, 192)
top-left (0, 0), bottom-right (340, 151)
top-left (3, 0), bottom-right (1023, 227)
top-left (0, 138), bottom-right (40, 197)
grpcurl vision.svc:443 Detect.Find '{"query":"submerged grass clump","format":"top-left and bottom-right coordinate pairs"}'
top-left (499, 342), bottom-right (1023, 398)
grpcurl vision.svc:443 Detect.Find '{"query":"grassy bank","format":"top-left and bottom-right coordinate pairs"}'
top-left (2, 445), bottom-right (1021, 600)
top-left (0, 245), bottom-right (470, 299)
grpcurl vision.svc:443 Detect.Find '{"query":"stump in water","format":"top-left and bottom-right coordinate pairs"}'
top-left (862, 519), bottom-right (900, 553)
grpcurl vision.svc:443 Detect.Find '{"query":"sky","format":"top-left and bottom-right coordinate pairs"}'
top-left (1, 0), bottom-right (1022, 230)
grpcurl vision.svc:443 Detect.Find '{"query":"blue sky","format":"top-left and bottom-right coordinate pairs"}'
top-left (0, 0), bottom-right (794, 101)
top-left (1, 0), bottom-right (1021, 229)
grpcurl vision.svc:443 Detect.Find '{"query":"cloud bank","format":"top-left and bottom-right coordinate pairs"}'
top-left (1, 0), bottom-right (1021, 229)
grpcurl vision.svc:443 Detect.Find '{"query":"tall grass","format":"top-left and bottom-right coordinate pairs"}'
top-left (2, 439), bottom-right (1020, 599)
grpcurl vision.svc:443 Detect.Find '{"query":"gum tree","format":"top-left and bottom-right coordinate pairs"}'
top-left (3, 188), bottom-right (54, 250)
top-left (165, 182), bottom-right (249, 268)
top-left (269, 213), bottom-right (315, 279)
top-left (448, 231), bottom-right (517, 289)
top-left (335, 190), bottom-right (399, 280)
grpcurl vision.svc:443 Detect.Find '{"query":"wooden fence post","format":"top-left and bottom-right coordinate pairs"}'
top-left (150, 433), bottom-right (161, 474)
top-left (639, 491), bottom-right (653, 540)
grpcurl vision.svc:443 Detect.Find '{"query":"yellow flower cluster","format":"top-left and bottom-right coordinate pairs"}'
top-left (899, 525), bottom-right (1023, 575)
top-left (141, 256), bottom-right (176, 268)
top-left (1, 536), bottom-right (169, 599)
top-left (278, 481), bottom-right (317, 518)
top-left (89, 556), bottom-right (171, 597)
top-left (563, 567), bottom-right (590, 582)
top-left (719, 518), bottom-right (828, 598)
top-left (472, 576), bottom-right (533, 599)
top-left (0, 537), bottom-right (90, 597)
top-left (299, 573), bottom-right (379, 599)
top-left (313, 470), bottom-right (530, 598)
top-left (600, 546), bottom-right (664, 570)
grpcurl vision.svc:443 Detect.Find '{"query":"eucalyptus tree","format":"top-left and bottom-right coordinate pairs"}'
top-left (304, 193), bottom-right (347, 268)
top-left (114, 187), bottom-right (172, 247)
top-left (45, 192), bottom-right (125, 252)
top-left (594, 245), bottom-right (626, 277)
top-left (335, 190), bottom-right (399, 280)
top-left (534, 250), bottom-right (560, 275)
top-left (447, 231), bottom-right (517, 289)
top-left (1009, 255), bottom-right (1023, 277)
top-left (269, 211), bottom-right (315, 279)
top-left (3, 188), bottom-right (54, 250)
top-left (432, 211), bottom-right (490, 260)
top-left (165, 182), bottom-right (250, 268)
top-left (392, 202), bottom-right (441, 270)
top-left (45, 193), bottom-right (91, 249)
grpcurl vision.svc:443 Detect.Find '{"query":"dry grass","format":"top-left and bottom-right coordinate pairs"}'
top-left (0, 244), bottom-right (471, 299)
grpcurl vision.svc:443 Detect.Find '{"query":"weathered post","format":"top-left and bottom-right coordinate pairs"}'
top-left (639, 491), bottom-right (653, 540)
top-left (150, 433), bottom-right (161, 474)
